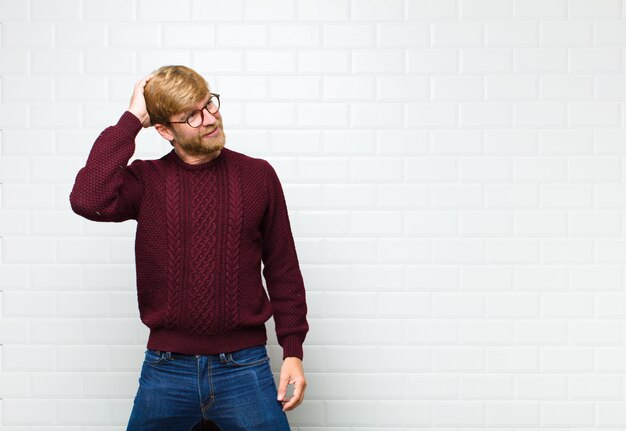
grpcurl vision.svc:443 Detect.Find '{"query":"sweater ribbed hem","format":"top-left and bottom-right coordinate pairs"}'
top-left (118, 111), bottom-right (143, 137)
top-left (146, 325), bottom-right (268, 355)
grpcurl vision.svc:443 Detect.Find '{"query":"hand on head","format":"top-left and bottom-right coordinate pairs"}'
top-left (129, 74), bottom-right (155, 128)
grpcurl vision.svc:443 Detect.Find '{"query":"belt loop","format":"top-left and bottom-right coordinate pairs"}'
top-left (219, 353), bottom-right (228, 363)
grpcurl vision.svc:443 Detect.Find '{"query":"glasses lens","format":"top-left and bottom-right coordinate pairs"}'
top-left (207, 95), bottom-right (219, 114)
top-left (187, 111), bottom-right (203, 128)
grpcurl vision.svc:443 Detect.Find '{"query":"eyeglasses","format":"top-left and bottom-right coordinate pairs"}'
top-left (168, 93), bottom-right (221, 128)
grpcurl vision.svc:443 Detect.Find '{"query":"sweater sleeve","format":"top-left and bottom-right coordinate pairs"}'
top-left (70, 111), bottom-right (144, 222)
top-left (260, 161), bottom-right (309, 360)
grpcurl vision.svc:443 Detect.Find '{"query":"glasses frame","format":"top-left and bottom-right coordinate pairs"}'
top-left (168, 93), bottom-right (221, 128)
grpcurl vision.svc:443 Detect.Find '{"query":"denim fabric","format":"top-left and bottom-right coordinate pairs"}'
top-left (126, 345), bottom-right (291, 431)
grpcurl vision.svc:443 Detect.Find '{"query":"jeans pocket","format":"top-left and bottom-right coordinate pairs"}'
top-left (226, 346), bottom-right (270, 368)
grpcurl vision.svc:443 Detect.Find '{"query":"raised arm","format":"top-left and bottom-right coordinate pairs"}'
top-left (69, 75), bottom-right (153, 222)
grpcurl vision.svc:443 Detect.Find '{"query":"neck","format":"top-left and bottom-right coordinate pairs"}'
top-left (173, 147), bottom-right (222, 165)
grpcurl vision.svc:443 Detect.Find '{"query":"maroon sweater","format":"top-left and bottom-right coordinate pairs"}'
top-left (70, 111), bottom-right (308, 359)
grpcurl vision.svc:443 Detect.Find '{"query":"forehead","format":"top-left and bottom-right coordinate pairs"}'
top-left (173, 93), bottom-right (211, 119)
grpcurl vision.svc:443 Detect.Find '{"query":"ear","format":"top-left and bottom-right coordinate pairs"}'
top-left (154, 123), bottom-right (175, 142)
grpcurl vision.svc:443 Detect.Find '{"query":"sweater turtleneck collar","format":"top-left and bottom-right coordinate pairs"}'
top-left (168, 147), bottom-right (227, 171)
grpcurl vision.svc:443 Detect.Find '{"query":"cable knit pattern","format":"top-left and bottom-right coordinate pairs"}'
top-left (164, 168), bottom-right (182, 330)
top-left (69, 111), bottom-right (308, 359)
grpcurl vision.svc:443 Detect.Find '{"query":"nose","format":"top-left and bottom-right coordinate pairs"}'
top-left (201, 107), bottom-right (217, 126)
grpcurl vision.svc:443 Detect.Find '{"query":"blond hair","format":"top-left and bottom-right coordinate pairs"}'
top-left (144, 65), bottom-right (209, 125)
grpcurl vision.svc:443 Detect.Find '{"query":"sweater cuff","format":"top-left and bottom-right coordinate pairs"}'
top-left (281, 336), bottom-right (304, 360)
top-left (117, 111), bottom-right (143, 138)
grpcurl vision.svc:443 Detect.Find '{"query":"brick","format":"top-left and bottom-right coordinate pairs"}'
top-left (3, 399), bottom-right (56, 425)
top-left (298, 102), bottom-right (347, 127)
top-left (543, 293), bottom-right (596, 317)
top-left (137, 0), bottom-right (190, 21)
top-left (246, 50), bottom-right (295, 73)
top-left (487, 347), bottom-right (539, 372)
top-left (462, 48), bottom-right (513, 73)
top-left (0, 49), bottom-right (29, 74)
top-left (569, 211), bottom-right (622, 237)
top-left (541, 239), bottom-right (594, 263)
top-left (4, 292), bottom-right (55, 317)
top-left (433, 239), bottom-right (486, 263)
top-left (83, 0), bottom-right (134, 20)
top-left (377, 130), bottom-right (429, 154)
top-left (461, 103), bottom-right (512, 127)
top-left (244, 0), bottom-right (294, 20)
top-left (540, 75), bottom-right (593, 100)
top-left (3, 237), bottom-right (54, 263)
top-left (515, 48), bottom-right (568, 73)
top-left (57, 23), bottom-right (106, 47)
top-left (514, 0), bottom-right (566, 18)
top-left (486, 293), bottom-right (539, 317)
top-left (109, 24), bottom-right (161, 48)
top-left (31, 103), bottom-right (81, 128)
top-left (540, 21), bottom-right (592, 47)
top-left (461, 0), bottom-right (513, 19)
top-left (31, 49), bottom-right (81, 75)
top-left (407, 103), bottom-right (457, 128)
top-left (515, 266), bottom-right (568, 292)
top-left (569, 0), bottom-right (621, 18)
top-left (32, 373), bottom-right (84, 397)
top-left (192, 50), bottom-right (243, 73)
top-left (595, 20), bottom-right (626, 45)
top-left (322, 130), bottom-right (376, 154)
top-left (57, 76), bottom-right (107, 102)
top-left (0, 0), bottom-right (28, 20)
top-left (514, 211), bottom-right (566, 237)
top-left (31, 264), bottom-right (83, 290)
top-left (408, 49), bottom-right (458, 74)
top-left (325, 239), bottom-right (378, 262)
top-left (323, 23), bottom-right (375, 48)
top-left (270, 76), bottom-right (319, 99)
top-left (2, 23), bottom-right (53, 48)
top-left (462, 375), bottom-right (513, 399)
top-left (486, 22), bottom-right (537, 46)
top-left (351, 102), bottom-right (403, 127)
top-left (433, 76), bottom-right (483, 101)
top-left (377, 23), bottom-right (430, 47)
top-left (323, 76), bottom-right (374, 100)
top-left (433, 129), bottom-right (484, 154)
top-left (406, 157), bottom-right (457, 182)
top-left (57, 346), bottom-right (109, 371)
top-left (270, 24), bottom-right (319, 47)
top-left (84, 50), bottom-right (135, 75)
top-left (30, 0), bottom-right (80, 21)
top-left (351, 0), bottom-right (404, 21)
top-left (0, 157), bottom-right (29, 182)
top-left (406, 211), bottom-right (457, 236)
top-left (461, 266), bottom-right (511, 291)
top-left (298, 50), bottom-right (349, 73)
top-left (377, 184), bottom-right (428, 209)
top-left (514, 157), bottom-right (566, 181)
top-left (433, 22), bottom-right (484, 46)
top-left (164, 24), bottom-right (216, 48)
top-left (350, 157), bottom-right (404, 182)
top-left (215, 76), bottom-right (267, 100)
top-left (486, 75), bottom-right (537, 100)
top-left (407, 0), bottom-right (458, 19)
top-left (432, 402), bottom-right (484, 426)
top-left (515, 102), bottom-right (566, 128)
top-left (540, 130), bottom-right (592, 155)
top-left (352, 49), bottom-right (404, 74)
top-left (569, 48), bottom-right (622, 73)
top-left (540, 184), bottom-right (592, 209)
top-left (58, 400), bottom-right (109, 425)
top-left (297, 0), bottom-right (348, 21)
top-left (543, 347), bottom-right (593, 371)
top-left (486, 184), bottom-right (537, 209)
top-left (568, 103), bottom-right (621, 128)
top-left (192, 0), bottom-right (243, 20)
top-left (461, 157), bottom-right (513, 181)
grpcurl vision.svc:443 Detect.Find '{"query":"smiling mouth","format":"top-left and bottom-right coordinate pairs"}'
top-left (204, 127), bottom-right (219, 137)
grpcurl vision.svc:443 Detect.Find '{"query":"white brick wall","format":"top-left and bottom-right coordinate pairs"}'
top-left (2, 0), bottom-right (626, 429)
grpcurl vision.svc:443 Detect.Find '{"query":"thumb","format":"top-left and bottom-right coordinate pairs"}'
top-left (277, 370), bottom-right (289, 401)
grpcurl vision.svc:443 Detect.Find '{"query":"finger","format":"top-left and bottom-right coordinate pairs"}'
top-left (282, 379), bottom-right (305, 411)
top-left (277, 372), bottom-right (289, 402)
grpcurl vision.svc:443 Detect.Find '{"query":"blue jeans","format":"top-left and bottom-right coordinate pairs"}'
top-left (126, 345), bottom-right (291, 431)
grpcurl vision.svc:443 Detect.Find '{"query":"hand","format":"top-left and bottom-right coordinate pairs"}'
top-left (277, 357), bottom-right (307, 412)
top-left (128, 74), bottom-right (154, 128)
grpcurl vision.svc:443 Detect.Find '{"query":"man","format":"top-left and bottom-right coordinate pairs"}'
top-left (70, 65), bottom-right (308, 431)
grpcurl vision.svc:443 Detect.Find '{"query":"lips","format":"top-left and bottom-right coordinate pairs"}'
top-left (203, 127), bottom-right (219, 137)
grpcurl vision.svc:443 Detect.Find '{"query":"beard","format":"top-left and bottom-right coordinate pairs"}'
top-left (174, 120), bottom-right (225, 157)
